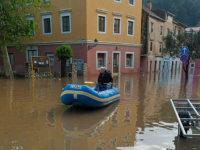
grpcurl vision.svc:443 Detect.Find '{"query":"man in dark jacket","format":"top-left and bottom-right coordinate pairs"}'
top-left (95, 67), bottom-right (113, 91)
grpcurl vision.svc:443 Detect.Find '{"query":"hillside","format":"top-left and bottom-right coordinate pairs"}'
top-left (142, 0), bottom-right (200, 27)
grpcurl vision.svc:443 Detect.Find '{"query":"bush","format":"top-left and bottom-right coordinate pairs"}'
top-left (55, 45), bottom-right (74, 61)
top-left (55, 45), bottom-right (74, 77)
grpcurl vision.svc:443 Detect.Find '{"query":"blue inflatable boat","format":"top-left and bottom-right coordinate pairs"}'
top-left (60, 84), bottom-right (120, 107)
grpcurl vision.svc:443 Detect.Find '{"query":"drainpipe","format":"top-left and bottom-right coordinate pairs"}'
top-left (161, 23), bottom-right (164, 72)
top-left (146, 14), bottom-right (150, 73)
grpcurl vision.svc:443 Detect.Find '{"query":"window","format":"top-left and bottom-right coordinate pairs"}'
top-left (174, 26), bottom-right (177, 34)
top-left (114, 0), bottom-right (121, 3)
top-left (27, 50), bottom-right (37, 62)
top-left (159, 43), bottom-right (162, 52)
top-left (178, 27), bottom-right (181, 34)
top-left (151, 23), bottom-right (153, 33)
top-left (62, 16), bottom-right (70, 32)
top-left (114, 18), bottom-right (121, 34)
top-left (167, 28), bottom-right (170, 34)
top-left (46, 53), bottom-right (54, 66)
top-left (66, 58), bottom-right (72, 66)
top-left (128, 20), bottom-right (134, 36)
top-left (66, 60), bottom-right (70, 66)
top-left (98, 57), bottom-right (104, 68)
top-left (42, 15), bottom-right (52, 35)
top-left (60, 13), bottom-right (71, 34)
top-left (44, 18), bottom-right (51, 33)
top-left (150, 42), bottom-right (153, 51)
top-left (160, 26), bottom-right (163, 35)
top-left (96, 52), bottom-right (107, 69)
top-left (98, 15), bottom-right (106, 33)
top-left (129, 0), bottom-right (135, 6)
top-left (8, 53), bottom-right (14, 65)
top-left (190, 63), bottom-right (195, 68)
top-left (125, 53), bottom-right (134, 68)
top-left (180, 28), bottom-right (183, 34)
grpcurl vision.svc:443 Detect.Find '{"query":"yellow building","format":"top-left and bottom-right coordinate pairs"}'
top-left (2, 0), bottom-right (143, 75)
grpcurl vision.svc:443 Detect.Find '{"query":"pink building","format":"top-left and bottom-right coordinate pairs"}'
top-left (185, 25), bottom-right (200, 34)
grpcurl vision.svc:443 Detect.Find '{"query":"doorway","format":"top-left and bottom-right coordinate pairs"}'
top-left (171, 61), bottom-right (174, 71)
top-left (159, 61), bottom-right (161, 71)
top-left (154, 61), bottom-right (157, 72)
top-left (73, 59), bottom-right (84, 76)
top-left (164, 61), bottom-right (169, 71)
top-left (112, 52), bottom-right (121, 76)
top-left (175, 61), bottom-right (177, 70)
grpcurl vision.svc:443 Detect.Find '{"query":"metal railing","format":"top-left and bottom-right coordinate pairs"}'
top-left (171, 99), bottom-right (200, 137)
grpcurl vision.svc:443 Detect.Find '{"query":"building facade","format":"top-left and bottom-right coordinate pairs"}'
top-left (140, 0), bottom-right (187, 73)
top-left (141, 5), bottom-right (165, 73)
top-left (0, 0), bottom-right (142, 76)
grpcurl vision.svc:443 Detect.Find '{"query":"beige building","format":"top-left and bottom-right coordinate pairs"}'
top-left (173, 20), bottom-right (186, 35)
top-left (141, 0), bottom-right (187, 73)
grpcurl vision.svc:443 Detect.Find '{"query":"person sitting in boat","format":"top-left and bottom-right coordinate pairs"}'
top-left (95, 67), bottom-right (113, 91)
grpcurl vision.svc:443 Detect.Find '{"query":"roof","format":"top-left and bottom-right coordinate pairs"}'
top-left (185, 27), bottom-right (200, 32)
top-left (166, 11), bottom-right (175, 17)
top-left (153, 8), bottom-right (175, 17)
top-left (173, 19), bottom-right (187, 28)
top-left (142, 6), bottom-right (165, 22)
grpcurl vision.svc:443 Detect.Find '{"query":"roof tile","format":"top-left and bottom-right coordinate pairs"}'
top-left (142, 6), bottom-right (164, 21)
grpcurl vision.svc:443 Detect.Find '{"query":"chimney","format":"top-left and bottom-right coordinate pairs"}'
top-left (197, 22), bottom-right (200, 27)
top-left (147, 0), bottom-right (152, 10)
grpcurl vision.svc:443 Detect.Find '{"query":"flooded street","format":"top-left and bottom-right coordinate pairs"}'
top-left (0, 70), bottom-right (200, 150)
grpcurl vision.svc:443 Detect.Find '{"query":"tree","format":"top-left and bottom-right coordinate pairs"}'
top-left (162, 30), bottom-right (200, 80)
top-left (55, 45), bottom-right (74, 77)
top-left (0, 0), bottom-right (51, 78)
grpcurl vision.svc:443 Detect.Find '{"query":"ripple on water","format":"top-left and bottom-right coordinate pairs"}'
top-left (0, 71), bottom-right (199, 150)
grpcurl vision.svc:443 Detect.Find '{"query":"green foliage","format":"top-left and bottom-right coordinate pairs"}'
top-left (55, 45), bottom-right (74, 61)
top-left (162, 30), bottom-right (200, 60)
top-left (142, 0), bottom-right (200, 27)
top-left (0, 0), bottom-right (51, 50)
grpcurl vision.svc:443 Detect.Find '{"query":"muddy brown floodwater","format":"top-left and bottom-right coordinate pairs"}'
top-left (0, 70), bottom-right (200, 150)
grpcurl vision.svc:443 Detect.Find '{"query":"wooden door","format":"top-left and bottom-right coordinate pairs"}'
top-left (113, 53), bottom-right (119, 74)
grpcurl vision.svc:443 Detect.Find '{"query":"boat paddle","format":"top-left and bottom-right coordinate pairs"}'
top-left (84, 81), bottom-right (117, 85)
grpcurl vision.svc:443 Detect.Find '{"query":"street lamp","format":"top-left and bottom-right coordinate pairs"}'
top-left (88, 39), bottom-right (98, 50)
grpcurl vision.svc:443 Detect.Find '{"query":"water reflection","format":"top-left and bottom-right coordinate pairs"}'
top-left (123, 106), bottom-right (131, 126)
top-left (1, 69), bottom-right (200, 149)
top-left (46, 106), bottom-right (56, 128)
top-left (173, 136), bottom-right (200, 150)
top-left (62, 101), bottom-right (120, 138)
top-left (124, 79), bottom-right (133, 97)
top-left (30, 106), bottom-right (39, 120)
